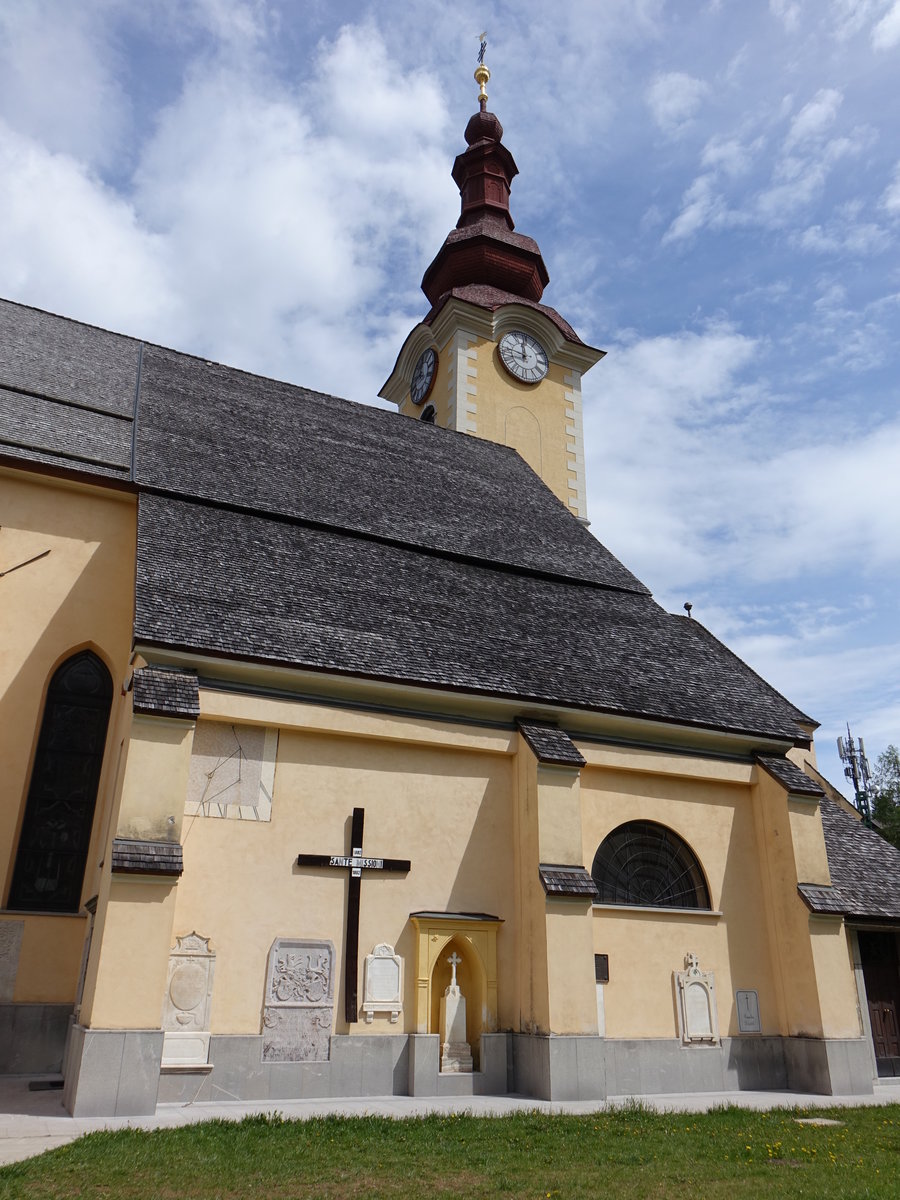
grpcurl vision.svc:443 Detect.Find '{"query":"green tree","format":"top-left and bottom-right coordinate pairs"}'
top-left (871, 744), bottom-right (900, 849)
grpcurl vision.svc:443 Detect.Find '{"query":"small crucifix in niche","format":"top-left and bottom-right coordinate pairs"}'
top-left (296, 807), bottom-right (410, 1024)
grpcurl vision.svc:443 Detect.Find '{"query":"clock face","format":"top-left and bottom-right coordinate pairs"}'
top-left (410, 347), bottom-right (437, 405)
top-left (498, 331), bottom-right (549, 383)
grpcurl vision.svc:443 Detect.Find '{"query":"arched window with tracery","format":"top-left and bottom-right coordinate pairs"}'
top-left (591, 820), bottom-right (711, 910)
top-left (8, 650), bottom-right (113, 913)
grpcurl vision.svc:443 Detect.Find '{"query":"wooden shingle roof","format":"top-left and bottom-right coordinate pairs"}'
top-left (2, 296), bottom-right (814, 744)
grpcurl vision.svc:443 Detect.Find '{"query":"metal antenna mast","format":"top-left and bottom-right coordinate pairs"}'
top-left (837, 724), bottom-right (873, 826)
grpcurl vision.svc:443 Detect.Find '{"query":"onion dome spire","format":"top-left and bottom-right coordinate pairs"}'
top-left (420, 40), bottom-right (549, 307)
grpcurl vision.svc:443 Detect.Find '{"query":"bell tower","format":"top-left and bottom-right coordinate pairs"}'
top-left (379, 46), bottom-right (604, 522)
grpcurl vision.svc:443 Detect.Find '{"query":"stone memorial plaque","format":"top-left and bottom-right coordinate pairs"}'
top-left (186, 723), bottom-right (277, 821)
top-left (162, 932), bottom-right (216, 1066)
top-left (0, 921), bottom-right (24, 1002)
top-left (261, 938), bottom-right (334, 1062)
top-left (675, 951), bottom-right (719, 1045)
top-left (685, 981), bottom-right (713, 1037)
top-left (362, 943), bottom-right (402, 1023)
top-left (736, 989), bottom-right (761, 1033)
top-left (262, 1009), bottom-right (333, 1060)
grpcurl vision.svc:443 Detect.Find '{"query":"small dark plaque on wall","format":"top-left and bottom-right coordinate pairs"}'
top-left (594, 954), bottom-right (609, 983)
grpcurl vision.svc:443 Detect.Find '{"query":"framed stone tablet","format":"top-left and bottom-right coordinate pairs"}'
top-left (186, 723), bottom-right (277, 821)
top-left (261, 938), bottom-right (335, 1062)
top-left (736, 989), bottom-right (761, 1033)
top-left (362, 943), bottom-right (403, 1023)
top-left (674, 951), bottom-right (719, 1045)
top-left (161, 932), bottom-right (216, 1066)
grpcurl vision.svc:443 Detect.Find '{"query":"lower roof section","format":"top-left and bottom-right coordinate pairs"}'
top-left (135, 492), bottom-right (811, 746)
top-left (806, 797), bottom-right (900, 923)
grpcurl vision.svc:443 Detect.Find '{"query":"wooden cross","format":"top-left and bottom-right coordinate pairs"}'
top-left (296, 806), bottom-right (410, 1024)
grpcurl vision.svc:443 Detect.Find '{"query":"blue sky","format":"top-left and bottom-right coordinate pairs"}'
top-left (1, 0), bottom-right (898, 794)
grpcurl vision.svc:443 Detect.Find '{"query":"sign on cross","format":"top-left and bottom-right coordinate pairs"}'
top-left (296, 807), bottom-right (410, 1024)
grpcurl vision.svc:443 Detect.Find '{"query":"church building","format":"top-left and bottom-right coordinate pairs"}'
top-left (2, 62), bottom-right (900, 1117)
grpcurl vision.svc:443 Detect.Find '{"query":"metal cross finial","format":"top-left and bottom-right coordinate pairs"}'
top-left (448, 951), bottom-right (462, 987)
top-left (474, 33), bottom-right (490, 110)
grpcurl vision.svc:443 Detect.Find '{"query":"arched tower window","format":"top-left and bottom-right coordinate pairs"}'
top-left (8, 651), bottom-right (113, 913)
top-left (591, 820), bottom-right (710, 910)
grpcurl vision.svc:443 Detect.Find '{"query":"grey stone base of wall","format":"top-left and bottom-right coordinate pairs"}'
top-left (157, 1034), bottom-right (411, 1105)
top-left (598, 1036), bottom-right (873, 1099)
top-left (63, 1025), bottom-right (164, 1117)
top-left (513, 1033), bottom-right (606, 1101)
top-left (783, 1036), bottom-right (874, 1096)
top-left (407, 1034), bottom-right (509, 1097)
top-left (59, 1028), bottom-right (875, 1116)
top-left (156, 1032), bottom-right (510, 1105)
top-left (0, 1003), bottom-right (72, 1074)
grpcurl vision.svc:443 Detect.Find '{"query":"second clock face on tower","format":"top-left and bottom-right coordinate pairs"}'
top-left (498, 331), bottom-right (549, 384)
top-left (410, 348), bottom-right (438, 405)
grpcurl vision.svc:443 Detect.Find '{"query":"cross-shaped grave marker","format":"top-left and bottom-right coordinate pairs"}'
top-left (296, 806), bottom-right (410, 1023)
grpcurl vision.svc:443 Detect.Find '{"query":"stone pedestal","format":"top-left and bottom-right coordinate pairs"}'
top-left (440, 984), bottom-right (473, 1073)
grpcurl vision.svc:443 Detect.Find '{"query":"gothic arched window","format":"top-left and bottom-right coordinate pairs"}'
top-left (8, 651), bottom-right (113, 913)
top-left (591, 820), bottom-right (711, 910)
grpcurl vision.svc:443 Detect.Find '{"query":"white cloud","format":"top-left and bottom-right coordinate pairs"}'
top-left (646, 71), bottom-right (709, 136)
top-left (795, 216), bottom-right (890, 254)
top-left (755, 133), bottom-right (863, 225)
top-left (784, 88), bottom-right (843, 150)
top-left (872, 0), bottom-right (900, 48)
top-left (0, 1), bottom-right (130, 172)
top-left (662, 86), bottom-right (864, 242)
top-left (584, 326), bottom-right (760, 580)
top-left (0, 118), bottom-right (175, 332)
top-left (138, 23), bottom-right (450, 393)
top-left (829, 0), bottom-right (882, 41)
top-left (187, 0), bottom-right (268, 45)
top-left (882, 161), bottom-right (900, 213)
top-left (662, 174), bottom-right (727, 243)
top-left (701, 134), bottom-right (762, 177)
top-left (0, 19), bottom-right (455, 402)
top-left (770, 0), bottom-right (803, 32)
top-left (586, 322), bottom-right (900, 597)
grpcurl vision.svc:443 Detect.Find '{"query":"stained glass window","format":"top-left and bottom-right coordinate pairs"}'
top-left (591, 820), bottom-right (710, 910)
top-left (8, 651), bottom-right (113, 913)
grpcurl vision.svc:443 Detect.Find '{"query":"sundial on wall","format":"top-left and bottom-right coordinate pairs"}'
top-left (0, 526), bottom-right (50, 578)
top-left (185, 723), bottom-right (278, 821)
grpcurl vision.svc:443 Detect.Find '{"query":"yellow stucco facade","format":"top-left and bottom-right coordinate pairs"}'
top-left (51, 683), bottom-right (860, 1055)
top-left (1, 467), bottom-right (135, 1006)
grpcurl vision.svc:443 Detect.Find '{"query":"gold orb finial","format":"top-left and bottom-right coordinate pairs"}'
top-left (475, 31), bottom-right (490, 110)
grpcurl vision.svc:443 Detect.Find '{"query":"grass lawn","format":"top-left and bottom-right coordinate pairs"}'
top-left (1, 1103), bottom-right (898, 1199)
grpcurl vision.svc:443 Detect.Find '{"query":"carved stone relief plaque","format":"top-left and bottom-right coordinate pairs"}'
top-left (0, 921), bottom-right (24, 1002)
top-left (674, 951), bottom-right (719, 1045)
top-left (186, 723), bottom-right (277, 821)
top-left (261, 938), bottom-right (334, 1062)
top-left (161, 932), bottom-right (215, 1066)
top-left (362, 942), bottom-right (402, 1023)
